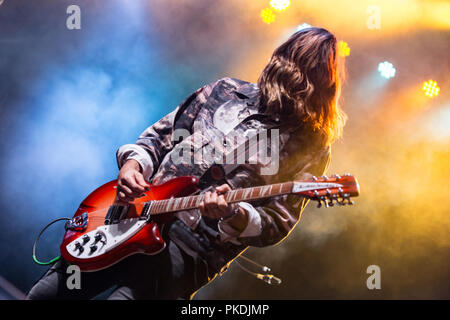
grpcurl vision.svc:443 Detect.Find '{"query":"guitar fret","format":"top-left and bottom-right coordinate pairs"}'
top-left (236, 189), bottom-right (242, 202)
top-left (229, 190), bottom-right (236, 202)
top-left (175, 198), bottom-right (181, 210)
top-left (187, 196), bottom-right (193, 209)
top-left (196, 195), bottom-right (202, 207)
top-left (182, 196), bottom-right (189, 208)
top-left (159, 200), bottom-right (166, 213)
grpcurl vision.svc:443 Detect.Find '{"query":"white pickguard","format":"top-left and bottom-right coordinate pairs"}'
top-left (66, 218), bottom-right (147, 259)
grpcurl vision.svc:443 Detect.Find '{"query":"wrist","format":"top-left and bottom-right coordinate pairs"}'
top-left (124, 159), bottom-right (142, 173)
top-left (222, 205), bottom-right (248, 233)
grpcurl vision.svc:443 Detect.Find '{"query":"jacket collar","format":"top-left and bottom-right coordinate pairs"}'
top-left (233, 83), bottom-right (281, 123)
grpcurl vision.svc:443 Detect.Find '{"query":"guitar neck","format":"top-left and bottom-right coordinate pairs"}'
top-left (147, 182), bottom-right (294, 215)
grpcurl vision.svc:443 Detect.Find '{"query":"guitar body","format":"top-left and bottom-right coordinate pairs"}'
top-left (60, 176), bottom-right (199, 272)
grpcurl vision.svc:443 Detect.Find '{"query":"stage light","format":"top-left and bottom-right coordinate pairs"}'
top-left (270, 0), bottom-right (291, 11)
top-left (337, 40), bottom-right (350, 57)
top-left (377, 61), bottom-right (396, 79)
top-left (296, 23), bottom-right (312, 31)
top-left (261, 8), bottom-right (275, 24)
top-left (423, 80), bottom-right (440, 98)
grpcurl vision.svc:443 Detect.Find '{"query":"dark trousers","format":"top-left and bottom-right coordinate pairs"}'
top-left (27, 239), bottom-right (211, 300)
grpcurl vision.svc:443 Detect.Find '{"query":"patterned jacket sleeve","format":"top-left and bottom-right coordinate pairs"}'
top-left (227, 142), bottom-right (331, 247)
top-left (116, 81), bottom-right (218, 181)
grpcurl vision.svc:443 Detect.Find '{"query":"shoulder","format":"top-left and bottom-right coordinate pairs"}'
top-left (207, 77), bottom-right (255, 94)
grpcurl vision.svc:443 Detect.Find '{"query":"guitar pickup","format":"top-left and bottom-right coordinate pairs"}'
top-left (105, 205), bottom-right (129, 225)
top-left (139, 202), bottom-right (152, 220)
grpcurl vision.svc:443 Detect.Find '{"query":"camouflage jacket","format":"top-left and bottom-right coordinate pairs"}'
top-left (117, 77), bottom-right (330, 275)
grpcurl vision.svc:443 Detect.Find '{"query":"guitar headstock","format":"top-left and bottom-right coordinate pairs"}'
top-left (292, 174), bottom-right (360, 208)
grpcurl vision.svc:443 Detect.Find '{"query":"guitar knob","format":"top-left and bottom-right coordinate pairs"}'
top-left (82, 235), bottom-right (90, 244)
top-left (94, 233), bottom-right (102, 242)
top-left (74, 242), bottom-right (84, 253)
top-left (90, 244), bottom-right (97, 253)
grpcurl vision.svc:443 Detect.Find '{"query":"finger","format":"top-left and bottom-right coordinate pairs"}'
top-left (117, 182), bottom-right (134, 197)
top-left (203, 191), bottom-right (211, 205)
top-left (122, 176), bottom-right (146, 196)
top-left (217, 195), bottom-right (230, 215)
top-left (198, 201), bottom-right (205, 215)
top-left (216, 184), bottom-right (231, 193)
top-left (206, 192), bottom-right (218, 210)
top-left (117, 191), bottom-right (134, 203)
top-left (135, 172), bottom-right (150, 190)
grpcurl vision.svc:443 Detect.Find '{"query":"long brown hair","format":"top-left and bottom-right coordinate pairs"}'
top-left (258, 27), bottom-right (347, 145)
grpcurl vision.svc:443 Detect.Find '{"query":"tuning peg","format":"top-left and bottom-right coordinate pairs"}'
top-left (341, 194), bottom-right (354, 205)
top-left (328, 193), bottom-right (339, 207)
top-left (316, 196), bottom-right (328, 208)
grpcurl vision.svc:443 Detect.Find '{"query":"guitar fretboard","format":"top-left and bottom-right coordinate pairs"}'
top-left (147, 181), bottom-right (294, 215)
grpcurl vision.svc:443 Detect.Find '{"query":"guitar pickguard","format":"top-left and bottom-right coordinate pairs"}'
top-left (65, 218), bottom-right (147, 259)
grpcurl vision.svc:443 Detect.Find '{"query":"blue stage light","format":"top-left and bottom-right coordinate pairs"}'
top-left (378, 61), bottom-right (396, 79)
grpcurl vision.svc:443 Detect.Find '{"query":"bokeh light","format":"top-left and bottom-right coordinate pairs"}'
top-left (423, 80), bottom-right (440, 98)
top-left (260, 8), bottom-right (275, 24)
top-left (270, 0), bottom-right (291, 11)
top-left (337, 40), bottom-right (350, 57)
top-left (378, 61), bottom-right (396, 79)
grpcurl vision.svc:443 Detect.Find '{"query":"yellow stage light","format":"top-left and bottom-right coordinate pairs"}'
top-left (337, 40), bottom-right (350, 57)
top-left (270, 0), bottom-right (291, 11)
top-left (261, 8), bottom-right (275, 24)
top-left (423, 80), bottom-right (440, 98)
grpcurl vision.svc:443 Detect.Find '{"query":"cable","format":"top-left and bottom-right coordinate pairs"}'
top-left (32, 217), bottom-right (71, 265)
top-left (238, 254), bottom-right (271, 272)
top-left (236, 256), bottom-right (282, 285)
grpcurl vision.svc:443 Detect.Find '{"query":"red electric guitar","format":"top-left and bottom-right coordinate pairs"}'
top-left (60, 174), bottom-right (359, 272)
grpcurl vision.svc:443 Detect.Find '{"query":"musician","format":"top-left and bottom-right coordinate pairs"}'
top-left (27, 27), bottom-right (346, 300)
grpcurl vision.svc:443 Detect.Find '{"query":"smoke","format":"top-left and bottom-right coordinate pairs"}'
top-left (0, 0), bottom-right (215, 291)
